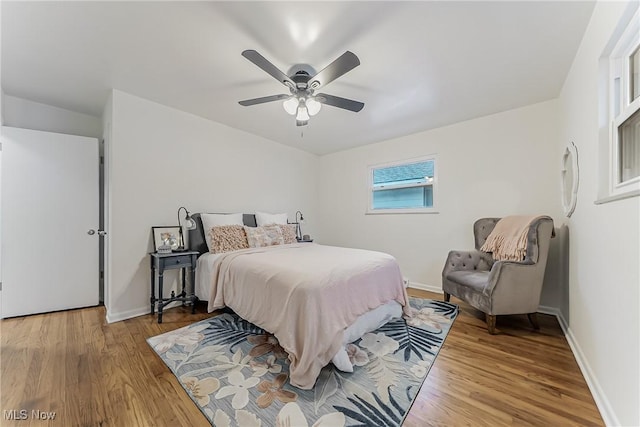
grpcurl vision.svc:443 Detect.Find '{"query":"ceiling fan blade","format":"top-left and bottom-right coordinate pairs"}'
top-left (309, 51), bottom-right (360, 90)
top-left (242, 50), bottom-right (295, 88)
top-left (238, 94), bottom-right (290, 106)
top-left (316, 93), bottom-right (364, 112)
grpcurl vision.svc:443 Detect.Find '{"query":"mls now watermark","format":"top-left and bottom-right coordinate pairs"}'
top-left (3, 409), bottom-right (56, 421)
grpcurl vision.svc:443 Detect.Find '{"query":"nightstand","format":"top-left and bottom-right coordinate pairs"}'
top-left (149, 251), bottom-right (199, 323)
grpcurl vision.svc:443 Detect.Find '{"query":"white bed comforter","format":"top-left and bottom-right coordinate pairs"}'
top-left (202, 243), bottom-right (410, 389)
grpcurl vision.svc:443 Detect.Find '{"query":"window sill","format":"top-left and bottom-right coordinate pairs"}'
top-left (594, 189), bottom-right (639, 205)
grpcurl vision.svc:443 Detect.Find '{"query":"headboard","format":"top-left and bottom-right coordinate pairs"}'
top-left (188, 213), bottom-right (257, 255)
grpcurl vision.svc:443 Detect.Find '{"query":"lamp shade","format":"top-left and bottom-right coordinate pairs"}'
top-left (283, 97), bottom-right (298, 115)
top-left (296, 104), bottom-right (310, 121)
top-left (306, 97), bottom-right (322, 116)
top-left (184, 214), bottom-right (196, 230)
top-left (295, 211), bottom-right (304, 240)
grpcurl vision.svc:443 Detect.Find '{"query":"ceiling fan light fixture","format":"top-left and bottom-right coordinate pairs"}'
top-left (296, 104), bottom-right (310, 121)
top-left (283, 97), bottom-right (298, 115)
top-left (239, 49), bottom-right (364, 126)
top-left (306, 97), bottom-right (322, 116)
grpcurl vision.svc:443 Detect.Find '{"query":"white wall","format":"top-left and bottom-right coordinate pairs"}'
top-left (1, 94), bottom-right (102, 139)
top-left (557, 1), bottom-right (639, 425)
top-left (0, 148), bottom-right (2, 315)
top-left (106, 90), bottom-right (319, 321)
top-left (0, 2), bottom-right (3, 314)
top-left (1, 2), bottom-right (3, 125)
top-left (318, 100), bottom-right (563, 302)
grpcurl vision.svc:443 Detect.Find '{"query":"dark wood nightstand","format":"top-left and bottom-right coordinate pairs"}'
top-left (149, 251), bottom-right (199, 323)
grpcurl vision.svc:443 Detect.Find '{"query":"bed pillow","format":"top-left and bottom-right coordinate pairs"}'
top-left (244, 225), bottom-right (284, 247)
top-left (210, 225), bottom-right (249, 254)
top-left (255, 211), bottom-right (288, 226)
top-left (279, 224), bottom-right (298, 244)
top-left (201, 213), bottom-right (244, 252)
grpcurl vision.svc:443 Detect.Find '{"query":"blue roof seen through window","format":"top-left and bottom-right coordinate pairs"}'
top-left (373, 161), bottom-right (434, 185)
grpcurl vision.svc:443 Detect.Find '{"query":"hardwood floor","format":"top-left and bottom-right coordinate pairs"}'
top-left (0, 290), bottom-right (603, 426)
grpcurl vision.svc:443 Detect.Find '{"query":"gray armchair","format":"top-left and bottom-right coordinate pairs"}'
top-left (442, 217), bottom-right (554, 334)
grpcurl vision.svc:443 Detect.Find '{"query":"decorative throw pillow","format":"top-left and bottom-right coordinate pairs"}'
top-left (201, 213), bottom-right (244, 252)
top-left (255, 211), bottom-right (288, 227)
top-left (279, 224), bottom-right (297, 244)
top-left (210, 225), bottom-right (249, 253)
top-left (244, 225), bottom-right (284, 248)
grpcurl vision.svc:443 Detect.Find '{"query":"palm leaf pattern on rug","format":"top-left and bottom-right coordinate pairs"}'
top-left (365, 354), bottom-right (406, 403)
top-left (428, 299), bottom-right (458, 317)
top-left (378, 299), bottom-right (457, 362)
top-left (201, 313), bottom-right (265, 351)
top-left (334, 386), bottom-right (405, 427)
top-left (377, 319), bottom-right (442, 361)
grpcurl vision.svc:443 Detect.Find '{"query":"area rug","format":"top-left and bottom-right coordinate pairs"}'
top-left (147, 297), bottom-right (457, 426)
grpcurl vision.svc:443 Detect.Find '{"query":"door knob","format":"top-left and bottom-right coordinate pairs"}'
top-left (87, 229), bottom-right (96, 235)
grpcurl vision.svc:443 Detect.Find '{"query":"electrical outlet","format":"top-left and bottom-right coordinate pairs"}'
top-left (403, 277), bottom-right (410, 286)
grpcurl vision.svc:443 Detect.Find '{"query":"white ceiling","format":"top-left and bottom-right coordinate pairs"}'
top-left (1, 1), bottom-right (595, 155)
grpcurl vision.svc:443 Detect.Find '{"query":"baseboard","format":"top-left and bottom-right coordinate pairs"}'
top-left (538, 305), bottom-right (564, 324)
top-left (106, 305), bottom-right (149, 323)
top-left (407, 281), bottom-right (443, 294)
top-left (564, 326), bottom-right (620, 426)
top-left (106, 300), bottom-right (187, 323)
top-left (537, 306), bottom-right (619, 426)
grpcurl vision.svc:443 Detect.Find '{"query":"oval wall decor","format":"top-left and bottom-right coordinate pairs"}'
top-left (561, 141), bottom-right (579, 217)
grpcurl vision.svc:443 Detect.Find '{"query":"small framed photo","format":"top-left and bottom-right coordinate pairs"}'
top-left (152, 226), bottom-right (181, 251)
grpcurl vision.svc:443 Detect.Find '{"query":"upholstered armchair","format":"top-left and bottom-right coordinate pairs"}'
top-left (442, 217), bottom-right (554, 334)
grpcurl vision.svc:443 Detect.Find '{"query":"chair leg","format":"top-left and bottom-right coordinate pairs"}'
top-left (486, 314), bottom-right (497, 335)
top-left (527, 313), bottom-right (540, 330)
top-left (444, 292), bottom-right (450, 302)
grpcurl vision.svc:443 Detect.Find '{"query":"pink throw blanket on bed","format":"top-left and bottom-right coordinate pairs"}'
top-left (207, 243), bottom-right (410, 389)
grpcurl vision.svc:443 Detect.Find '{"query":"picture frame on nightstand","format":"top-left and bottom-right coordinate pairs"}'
top-left (152, 226), bottom-right (181, 251)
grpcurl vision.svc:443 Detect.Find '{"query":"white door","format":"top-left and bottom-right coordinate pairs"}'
top-left (1, 127), bottom-right (99, 318)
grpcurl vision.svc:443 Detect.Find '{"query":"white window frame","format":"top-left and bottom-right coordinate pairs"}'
top-left (599, 7), bottom-right (640, 204)
top-left (366, 154), bottom-right (438, 215)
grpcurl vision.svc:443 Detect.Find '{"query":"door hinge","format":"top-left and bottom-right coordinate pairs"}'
top-left (100, 156), bottom-right (104, 165)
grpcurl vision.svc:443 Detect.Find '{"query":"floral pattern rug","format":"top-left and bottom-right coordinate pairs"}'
top-left (147, 297), bottom-right (457, 426)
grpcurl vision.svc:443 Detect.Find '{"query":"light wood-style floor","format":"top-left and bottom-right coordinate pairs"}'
top-left (1, 289), bottom-right (603, 426)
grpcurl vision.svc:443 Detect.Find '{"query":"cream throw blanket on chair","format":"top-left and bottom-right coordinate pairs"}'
top-left (480, 215), bottom-right (540, 261)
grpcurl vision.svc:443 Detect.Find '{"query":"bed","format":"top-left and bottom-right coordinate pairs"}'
top-left (189, 213), bottom-right (410, 389)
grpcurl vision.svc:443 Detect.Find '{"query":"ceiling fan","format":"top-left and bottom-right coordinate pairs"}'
top-left (238, 49), bottom-right (364, 126)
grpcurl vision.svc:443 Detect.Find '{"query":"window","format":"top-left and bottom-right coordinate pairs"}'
top-left (600, 7), bottom-right (640, 202)
top-left (367, 156), bottom-right (437, 214)
top-left (617, 107), bottom-right (640, 183)
top-left (612, 35), bottom-right (640, 187)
